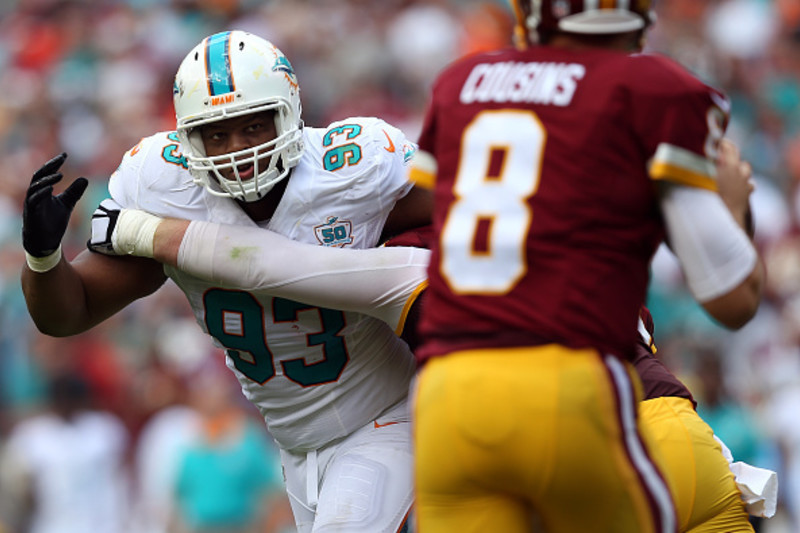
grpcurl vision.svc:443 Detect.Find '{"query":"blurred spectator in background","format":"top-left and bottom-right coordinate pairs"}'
top-left (130, 360), bottom-right (201, 533)
top-left (0, 372), bottom-right (129, 533)
top-left (170, 366), bottom-right (292, 533)
top-left (695, 346), bottom-right (772, 531)
top-left (696, 347), bottom-right (767, 472)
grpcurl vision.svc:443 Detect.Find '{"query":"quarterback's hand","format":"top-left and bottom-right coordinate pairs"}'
top-left (22, 153), bottom-right (89, 257)
top-left (88, 199), bottom-right (162, 258)
top-left (716, 138), bottom-right (755, 237)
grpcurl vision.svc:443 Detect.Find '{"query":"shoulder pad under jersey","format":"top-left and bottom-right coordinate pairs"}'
top-left (304, 117), bottom-right (416, 178)
top-left (108, 131), bottom-right (206, 219)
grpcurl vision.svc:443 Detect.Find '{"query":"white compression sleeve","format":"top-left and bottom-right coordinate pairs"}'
top-left (177, 221), bottom-right (430, 333)
top-left (659, 185), bottom-right (757, 302)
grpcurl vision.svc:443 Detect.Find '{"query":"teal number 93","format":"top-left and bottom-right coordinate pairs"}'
top-left (322, 123), bottom-right (362, 171)
top-left (204, 289), bottom-right (349, 386)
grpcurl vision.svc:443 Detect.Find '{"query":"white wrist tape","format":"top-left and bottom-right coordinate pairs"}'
top-left (25, 246), bottom-right (62, 273)
top-left (112, 209), bottom-right (163, 258)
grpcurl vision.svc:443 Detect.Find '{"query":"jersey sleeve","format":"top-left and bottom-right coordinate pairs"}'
top-left (107, 137), bottom-right (150, 209)
top-left (629, 55), bottom-right (730, 192)
top-left (108, 132), bottom-right (205, 215)
top-left (321, 117), bottom-right (417, 203)
top-left (375, 118), bottom-right (418, 196)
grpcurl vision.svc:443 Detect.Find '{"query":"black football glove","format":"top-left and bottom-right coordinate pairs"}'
top-left (22, 153), bottom-right (89, 257)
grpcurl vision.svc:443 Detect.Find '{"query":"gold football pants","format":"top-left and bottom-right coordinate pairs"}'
top-left (413, 345), bottom-right (676, 533)
top-left (640, 396), bottom-right (753, 532)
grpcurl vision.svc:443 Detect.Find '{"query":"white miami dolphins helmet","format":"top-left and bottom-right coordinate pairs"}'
top-left (173, 30), bottom-right (304, 202)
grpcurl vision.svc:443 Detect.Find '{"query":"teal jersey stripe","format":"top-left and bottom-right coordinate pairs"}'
top-left (205, 31), bottom-right (235, 96)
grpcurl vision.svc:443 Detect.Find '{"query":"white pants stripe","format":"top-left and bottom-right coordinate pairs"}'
top-left (606, 355), bottom-right (676, 533)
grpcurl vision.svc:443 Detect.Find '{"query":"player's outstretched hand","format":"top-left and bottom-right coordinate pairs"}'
top-left (22, 153), bottom-right (88, 257)
top-left (88, 199), bottom-right (162, 259)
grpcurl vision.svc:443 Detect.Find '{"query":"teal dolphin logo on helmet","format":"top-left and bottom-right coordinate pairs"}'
top-left (273, 55), bottom-right (296, 78)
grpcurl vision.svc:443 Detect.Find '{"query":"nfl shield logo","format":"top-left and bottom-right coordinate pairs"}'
top-left (314, 216), bottom-right (354, 247)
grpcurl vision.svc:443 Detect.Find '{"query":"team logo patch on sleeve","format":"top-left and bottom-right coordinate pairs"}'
top-left (402, 142), bottom-right (417, 164)
top-left (314, 216), bottom-right (354, 247)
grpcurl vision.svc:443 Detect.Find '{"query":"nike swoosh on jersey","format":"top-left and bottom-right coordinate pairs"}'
top-left (374, 420), bottom-right (400, 429)
top-left (382, 130), bottom-right (396, 153)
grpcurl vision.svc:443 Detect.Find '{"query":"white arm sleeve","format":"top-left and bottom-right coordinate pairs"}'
top-left (659, 185), bottom-right (757, 302)
top-left (177, 221), bottom-right (430, 333)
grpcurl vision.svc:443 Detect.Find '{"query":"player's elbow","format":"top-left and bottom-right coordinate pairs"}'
top-left (700, 263), bottom-right (764, 330)
top-left (23, 298), bottom-right (89, 337)
top-left (30, 317), bottom-right (81, 338)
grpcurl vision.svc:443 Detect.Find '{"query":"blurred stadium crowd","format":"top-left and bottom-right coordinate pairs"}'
top-left (0, 0), bottom-right (798, 532)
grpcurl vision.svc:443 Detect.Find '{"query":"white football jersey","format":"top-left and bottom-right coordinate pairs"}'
top-left (105, 117), bottom-right (417, 451)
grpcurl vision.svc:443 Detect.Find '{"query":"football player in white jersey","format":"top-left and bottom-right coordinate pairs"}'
top-left (21, 31), bottom-right (431, 533)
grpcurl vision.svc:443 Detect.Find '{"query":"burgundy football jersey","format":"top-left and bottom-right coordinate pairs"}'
top-left (415, 45), bottom-right (729, 363)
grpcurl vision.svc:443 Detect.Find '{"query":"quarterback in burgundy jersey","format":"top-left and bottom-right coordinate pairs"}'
top-left (409, 2), bottom-right (762, 532)
top-left (414, 39), bottom-right (735, 364)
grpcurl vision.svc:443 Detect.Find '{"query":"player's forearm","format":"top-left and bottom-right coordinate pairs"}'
top-left (152, 218), bottom-right (191, 266)
top-left (22, 249), bottom-right (167, 336)
top-left (700, 256), bottom-right (764, 329)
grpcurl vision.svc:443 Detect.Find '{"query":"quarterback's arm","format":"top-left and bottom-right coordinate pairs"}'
top-left (657, 141), bottom-right (763, 329)
top-left (110, 212), bottom-right (429, 334)
top-left (700, 139), bottom-right (763, 327)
